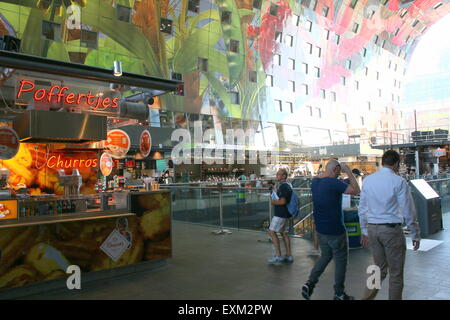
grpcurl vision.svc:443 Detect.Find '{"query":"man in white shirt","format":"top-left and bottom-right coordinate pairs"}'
top-left (359, 150), bottom-right (420, 300)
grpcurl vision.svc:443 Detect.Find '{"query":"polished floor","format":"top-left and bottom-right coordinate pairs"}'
top-left (18, 213), bottom-right (450, 300)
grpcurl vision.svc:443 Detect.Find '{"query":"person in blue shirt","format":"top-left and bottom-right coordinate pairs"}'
top-left (301, 160), bottom-right (360, 300)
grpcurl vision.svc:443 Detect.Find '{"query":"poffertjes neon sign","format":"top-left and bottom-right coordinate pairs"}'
top-left (17, 79), bottom-right (119, 110)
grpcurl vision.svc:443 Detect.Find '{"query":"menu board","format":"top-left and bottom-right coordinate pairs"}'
top-left (139, 130), bottom-right (151, 158)
top-left (105, 129), bottom-right (130, 159)
top-left (0, 127), bottom-right (20, 160)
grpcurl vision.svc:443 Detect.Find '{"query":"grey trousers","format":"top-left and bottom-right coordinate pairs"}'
top-left (363, 224), bottom-right (406, 300)
top-left (308, 232), bottom-right (348, 295)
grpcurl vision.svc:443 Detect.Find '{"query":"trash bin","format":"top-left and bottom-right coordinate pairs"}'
top-left (343, 208), bottom-right (362, 249)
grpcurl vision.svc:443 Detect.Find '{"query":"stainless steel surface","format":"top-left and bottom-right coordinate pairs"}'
top-left (118, 100), bottom-right (150, 120)
top-left (12, 110), bottom-right (107, 143)
top-left (58, 170), bottom-right (82, 197)
top-left (0, 210), bottom-right (134, 229)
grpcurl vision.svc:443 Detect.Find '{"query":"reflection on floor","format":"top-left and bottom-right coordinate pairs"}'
top-left (18, 213), bottom-right (450, 300)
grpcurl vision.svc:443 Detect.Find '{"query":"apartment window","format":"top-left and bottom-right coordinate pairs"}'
top-left (376, 71), bottom-right (380, 80)
top-left (341, 76), bottom-right (346, 86)
top-left (385, 106), bottom-right (389, 113)
top-left (367, 101), bottom-right (371, 110)
top-left (365, 67), bottom-right (369, 76)
top-left (382, 39), bottom-right (386, 48)
top-left (392, 93), bottom-right (395, 102)
top-left (275, 100), bottom-right (282, 112)
top-left (315, 46), bottom-right (322, 57)
top-left (394, 79), bottom-right (397, 87)
top-left (253, 0), bottom-right (262, 9)
top-left (346, 59), bottom-right (351, 70)
top-left (293, 14), bottom-right (300, 26)
top-left (388, 60), bottom-right (392, 69)
top-left (374, 35), bottom-right (379, 44)
top-left (379, 89), bottom-right (382, 97)
top-left (288, 81), bottom-right (296, 92)
top-left (198, 57), bottom-right (208, 72)
top-left (307, 105), bottom-right (313, 116)
top-left (405, 35), bottom-right (410, 43)
top-left (285, 35), bottom-right (294, 47)
top-left (42, 21), bottom-right (61, 41)
top-left (367, 9), bottom-right (375, 19)
top-left (288, 58), bottom-right (295, 70)
top-left (355, 80), bottom-right (359, 90)
top-left (314, 66), bottom-right (320, 78)
top-left (316, 107), bottom-right (322, 118)
top-left (302, 63), bottom-right (308, 74)
top-left (381, 0), bottom-right (389, 5)
top-left (273, 54), bottom-right (281, 66)
top-left (188, 0), bottom-right (200, 13)
top-left (398, 96), bottom-right (401, 103)
top-left (305, 20), bottom-right (313, 32)
top-left (221, 11), bottom-right (233, 24)
top-left (270, 3), bottom-right (279, 16)
top-left (400, 9), bottom-right (407, 18)
top-left (310, 0), bottom-right (318, 11)
top-left (433, 2), bottom-right (443, 10)
top-left (117, 4), bottom-right (131, 22)
top-left (398, 81), bottom-right (402, 89)
top-left (229, 39), bottom-right (239, 53)
top-left (322, 5), bottom-right (329, 17)
top-left (307, 42), bottom-right (313, 54)
top-left (80, 29), bottom-right (98, 49)
top-left (394, 64), bottom-right (398, 72)
top-left (361, 117), bottom-right (365, 126)
top-left (395, 28), bottom-right (400, 36)
top-left (287, 102), bottom-right (294, 113)
top-left (350, 0), bottom-right (358, 9)
top-left (331, 91), bottom-right (336, 102)
top-left (379, 120), bottom-right (383, 128)
top-left (420, 26), bottom-right (427, 33)
top-left (363, 47), bottom-right (367, 57)
top-left (335, 33), bottom-right (340, 45)
top-left (324, 29), bottom-right (330, 40)
top-left (320, 89), bottom-right (326, 99)
top-left (172, 72), bottom-right (183, 81)
top-left (266, 75), bottom-right (273, 87)
top-left (302, 84), bottom-right (309, 95)
top-left (160, 18), bottom-right (173, 34)
top-left (412, 19), bottom-right (419, 27)
top-left (275, 31), bottom-right (283, 43)
top-left (230, 91), bottom-right (240, 104)
top-left (249, 70), bottom-right (257, 83)
top-left (342, 113), bottom-right (347, 123)
top-left (352, 22), bottom-right (359, 33)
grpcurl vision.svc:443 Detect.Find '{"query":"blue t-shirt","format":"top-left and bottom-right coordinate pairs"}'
top-left (311, 177), bottom-right (348, 235)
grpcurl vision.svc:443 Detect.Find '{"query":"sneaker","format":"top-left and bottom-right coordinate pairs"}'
top-left (334, 292), bottom-right (355, 300)
top-left (301, 282), bottom-right (314, 300)
top-left (283, 255), bottom-right (294, 263)
top-left (267, 256), bottom-right (283, 264)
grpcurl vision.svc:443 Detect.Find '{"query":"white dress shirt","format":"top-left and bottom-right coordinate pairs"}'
top-left (358, 167), bottom-right (420, 240)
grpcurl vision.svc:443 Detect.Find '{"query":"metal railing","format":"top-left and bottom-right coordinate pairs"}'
top-left (161, 184), bottom-right (313, 238)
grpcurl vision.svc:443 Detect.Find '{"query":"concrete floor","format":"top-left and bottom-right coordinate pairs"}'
top-left (18, 213), bottom-right (450, 300)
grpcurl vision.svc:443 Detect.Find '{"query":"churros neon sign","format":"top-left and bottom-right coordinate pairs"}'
top-left (17, 79), bottom-right (119, 110)
top-left (47, 155), bottom-right (98, 169)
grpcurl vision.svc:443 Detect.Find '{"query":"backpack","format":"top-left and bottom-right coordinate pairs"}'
top-left (281, 182), bottom-right (300, 219)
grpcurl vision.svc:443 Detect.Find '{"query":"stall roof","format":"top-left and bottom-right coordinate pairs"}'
top-left (0, 50), bottom-right (182, 96)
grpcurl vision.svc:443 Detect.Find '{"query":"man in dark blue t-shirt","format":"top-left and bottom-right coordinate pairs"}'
top-left (301, 160), bottom-right (360, 301)
top-left (267, 168), bottom-right (294, 264)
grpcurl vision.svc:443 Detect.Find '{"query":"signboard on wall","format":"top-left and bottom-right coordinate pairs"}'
top-left (0, 200), bottom-right (18, 220)
top-left (100, 152), bottom-right (113, 176)
top-left (105, 129), bottom-right (131, 159)
top-left (0, 127), bottom-right (20, 160)
top-left (139, 129), bottom-right (151, 158)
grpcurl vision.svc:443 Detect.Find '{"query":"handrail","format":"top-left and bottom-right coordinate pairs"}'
top-left (293, 211), bottom-right (313, 229)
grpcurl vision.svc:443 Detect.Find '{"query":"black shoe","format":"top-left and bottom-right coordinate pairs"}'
top-left (334, 292), bottom-right (355, 300)
top-left (301, 282), bottom-right (314, 300)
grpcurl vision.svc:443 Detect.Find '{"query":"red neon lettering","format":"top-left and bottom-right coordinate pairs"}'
top-left (101, 97), bottom-right (111, 109)
top-left (17, 80), bottom-right (35, 99)
top-left (47, 156), bottom-right (57, 168)
top-left (73, 159), bottom-right (79, 167)
top-left (85, 159), bottom-right (92, 167)
top-left (86, 92), bottom-right (96, 106)
top-left (65, 93), bottom-right (76, 104)
top-left (93, 97), bottom-right (102, 110)
top-left (79, 159), bottom-right (85, 167)
top-left (57, 155), bottom-right (64, 168)
top-left (92, 159), bottom-right (98, 167)
top-left (112, 98), bottom-right (119, 108)
top-left (47, 86), bottom-right (60, 102)
top-left (77, 94), bottom-right (86, 104)
top-left (57, 87), bottom-right (69, 103)
top-left (34, 89), bottom-right (47, 101)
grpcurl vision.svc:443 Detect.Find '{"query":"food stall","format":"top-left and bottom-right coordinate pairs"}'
top-left (0, 51), bottom-right (182, 292)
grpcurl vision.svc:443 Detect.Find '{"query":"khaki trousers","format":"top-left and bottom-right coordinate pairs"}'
top-left (363, 224), bottom-right (406, 300)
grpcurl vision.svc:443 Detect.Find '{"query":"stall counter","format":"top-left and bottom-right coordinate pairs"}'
top-left (0, 190), bottom-right (172, 291)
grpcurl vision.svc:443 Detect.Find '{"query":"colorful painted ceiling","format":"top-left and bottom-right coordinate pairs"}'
top-left (0, 0), bottom-right (449, 144)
